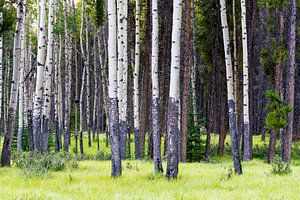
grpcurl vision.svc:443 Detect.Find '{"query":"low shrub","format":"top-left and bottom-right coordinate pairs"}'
top-left (12, 152), bottom-right (79, 177)
top-left (271, 155), bottom-right (292, 175)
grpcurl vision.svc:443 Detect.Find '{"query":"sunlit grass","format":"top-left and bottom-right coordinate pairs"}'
top-left (0, 133), bottom-right (300, 199)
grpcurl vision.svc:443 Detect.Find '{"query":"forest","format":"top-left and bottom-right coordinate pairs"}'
top-left (0, 0), bottom-right (300, 199)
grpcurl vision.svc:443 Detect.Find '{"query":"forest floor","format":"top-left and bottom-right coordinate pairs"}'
top-left (0, 134), bottom-right (300, 200)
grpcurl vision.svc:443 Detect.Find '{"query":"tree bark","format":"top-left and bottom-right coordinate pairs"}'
top-left (181, 0), bottom-right (191, 163)
top-left (219, 0), bottom-right (242, 174)
top-left (282, 0), bottom-right (296, 163)
top-left (133, 0), bottom-right (141, 160)
top-left (151, 0), bottom-right (163, 173)
top-left (108, 0), bottom-right (122, 176)
top-left (166, 0), bottom-right (182, 179)
top-left (1, 0), bottom-right (24, 166)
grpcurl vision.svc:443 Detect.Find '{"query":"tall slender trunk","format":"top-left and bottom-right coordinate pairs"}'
top-left (151, 0), bottom-right (163, 173)
top-left (117, 0), bottom-right (128, 159)
top-left (108, 0), bottom-right (122, 177)
top-left (79, 66), bottom-right (86, 155)
top-left (93, 34), bottom-right (98, 142)
top-left (98, 29), bottom-right (109, 147)
top-left (41, 0), bottom-right (55, 153)
top-left (33, 0), bottom-right (46, 152)
top-left (133, 0), bottom-right (141, 160)
top-left (1, 0), bottom-right (24, 166)
top-left (283, 0), bottom-right (296, 163)
top-left (140, 0), bottom-right (152, 159)
top-left (181, 0), bottom-right (191, 163)
top-left (62, 0), bottom-right (69, 152)
top-left (241, 0), bottom-right (251, 161)
top-left (219, 0), bottom-right (242, 174)
top-left (191, 0), bottom-right (197, 126)
top-left (86, 19), bottom-right (92, 147)
top-left (166, 0), bottom-right (182, 179)
top-left (17, 3), bottom-right (27, 151)
top-left (72, 0), bottom-right (79, 154)
top-left (54, 36), bottom-right (62, 151)
top-left (80, 0), bottom-right (86, 154)
top-left (268, 4), bottom-right (285, 163)
top-left (0, 12), bottom-right (3, 130)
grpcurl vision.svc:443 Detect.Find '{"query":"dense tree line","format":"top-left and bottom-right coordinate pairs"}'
top-left (0, 0), bottom-right (299, 178)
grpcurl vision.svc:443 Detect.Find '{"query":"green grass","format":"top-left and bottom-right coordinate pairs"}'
top-left (0, 133), bottom-right (300, 199)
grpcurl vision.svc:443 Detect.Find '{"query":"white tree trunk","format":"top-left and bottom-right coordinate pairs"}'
top-left (40, 0), bottom-right (55, 152)
top-left (166, 0), bottom-right (182, 179)
top-left (241, 0), bottom-right (251, 161)
top-left (117, 0), bottom-right (124, 122)
top-left (17, 0), bottom-right (27, 151)
top-left (119, 0), bottom-right (128, 159)
top-left (86, 19), bottom-right (92, 147)
top-left (133, 0), bottom-right (141, 159)
top-left (33, 0), bottom-right (46, 152)
top-left (151, 0), bottom-right (163, 173)
top-left (79, 65), bottom-right (86, 155)
top-left (1, 0), bottom-right (24, 166)
top-left (219, 0), bottom-right (242, 174)
top-left (108, 0), bottom-right (122, 176)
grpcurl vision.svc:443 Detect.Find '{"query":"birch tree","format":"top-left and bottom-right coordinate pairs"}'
top-left (40, 0), bottom-right (55, 152)
top-left (133, 0), bottom-right (141, 160)
top-left (241, 0), bottom-right (251, 161)
top-left (166, 0), bottom-right (182, 179)
top-left (1, 0), bottom-right (24, 166)
top-left (86, 19), bottom-right (92, 147)
top-left (219, 0), bottom-right (242, 174)
top-left (33, 0), bottom-right (47, 152)
top-left (151, 0), bottom-right (163, 173)
top-left (117, 0), bottom-right (128, 159)
top-left (108, 0), bottom-right (122, 176)
top-left (17, 1), bottom-right (27, 151)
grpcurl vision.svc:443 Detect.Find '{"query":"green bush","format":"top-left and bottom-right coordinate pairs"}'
top-left (271, 155), bottom-right (292, 175)
top-left (12, 152), bottom-right (78, 177)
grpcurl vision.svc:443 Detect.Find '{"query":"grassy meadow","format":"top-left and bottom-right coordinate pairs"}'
top-left (0, 134), bottom-right (300, 200)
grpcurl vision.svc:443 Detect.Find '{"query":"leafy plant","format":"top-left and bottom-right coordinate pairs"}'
top-left (265, 90), bottom-right (291, 132)
top-left (271, 155), bottom-right (292, 175)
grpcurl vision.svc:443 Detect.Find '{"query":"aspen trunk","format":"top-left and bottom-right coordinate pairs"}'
top-left (108, 0), bottom-right (122, 176)
top-left (86, 19), bottom-right (92, 147)
top-left (33, 0), bottom-right (46, 152)
top-left (41, 0), bottom-right (55, 153)
top-left (1, 0), bottom-right (24, 166)
top-left (133, 0), bottom-right (141, 159)
top-left (166, 0), bottom-right (182, 179)
top-left (17, 3), bottom-right (27, 151)
top-left (79, 66), bottom-right (86, 155)
top-left (151, 0), bottom-right (163, 173)
top-left (241, 0), bottom-right (251, 161)
top-left (219, 0), bottom-right (242, 174)
top-left (117, 0), bottom-right (128, 159)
